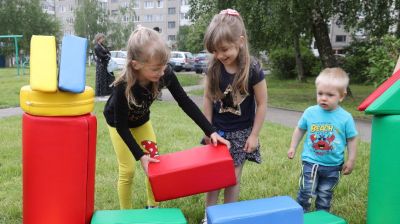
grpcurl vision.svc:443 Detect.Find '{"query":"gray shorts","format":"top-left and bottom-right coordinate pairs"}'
top-left (224, 127), bottom-right (262, 166)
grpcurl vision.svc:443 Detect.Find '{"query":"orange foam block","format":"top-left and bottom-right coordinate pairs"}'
top-left (149, 144), bottom-right (236, 202)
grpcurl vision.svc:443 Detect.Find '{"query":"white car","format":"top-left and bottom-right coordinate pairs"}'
top-left (110, 50), bottom-right (127, 70)
top-left (169, 51), bottom-right (194, 72)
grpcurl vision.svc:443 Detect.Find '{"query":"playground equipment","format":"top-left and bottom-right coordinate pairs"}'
top-left (148, 144), bottom-right (236, 202)
top-left (206, 196), bottom-right (303, 224)
top-left (358, 57), bottom-right (400, 224)
top-left (91, 208), bottom-right (187, 224)
top-left (21, 35), bottom-right (95, 224)
top-left (0, 34), bottom-right (23, 75)
top-left (303, 210), bottom-right (347, 224)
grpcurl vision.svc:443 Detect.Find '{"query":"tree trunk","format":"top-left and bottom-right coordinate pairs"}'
top-left (293, 33), bottom-right (306, 82)
top-left (311, 8), bottom-right (337, 68)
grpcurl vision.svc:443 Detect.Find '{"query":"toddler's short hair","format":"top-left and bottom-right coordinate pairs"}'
top-left (315, 67), bottom-right (349, 95)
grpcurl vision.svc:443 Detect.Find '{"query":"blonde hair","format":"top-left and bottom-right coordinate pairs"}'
top-left (316, 67), bottom-right (349, 96)
top-left (93, 33), bottom-right (105, 44)
top-left (204, 9), bottom-right (251, 101)
top-left (113, 27), bottom-right (170, 107)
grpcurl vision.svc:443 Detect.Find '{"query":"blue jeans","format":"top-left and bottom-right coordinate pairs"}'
top-left (297, 161), bottom-right (342, 212)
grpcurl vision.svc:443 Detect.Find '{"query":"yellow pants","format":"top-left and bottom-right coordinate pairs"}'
top-left (107, 121), bottom-right (159, 209)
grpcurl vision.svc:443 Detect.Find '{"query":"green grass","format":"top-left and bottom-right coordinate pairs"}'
top-left (1, 101), bottom-right (369, 224)
top-left (0, 67), bottom-right (202, 109)
top-left (191, 76), bottom-right (376, 120)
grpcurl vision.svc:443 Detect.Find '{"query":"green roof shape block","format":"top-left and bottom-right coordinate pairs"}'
top-left (91, 208), bottom-right (187, 224)
top-left (365, 79), bottom-right (400, 115)
top-left (304, 210), bottom-right (347, 224)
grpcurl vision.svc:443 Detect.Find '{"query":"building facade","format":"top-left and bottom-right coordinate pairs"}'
top-left (41, 0), bottom-right (190, 48)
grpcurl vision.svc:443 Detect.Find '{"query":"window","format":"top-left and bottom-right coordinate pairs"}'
top-left (154, 15), bottom-right (163, 21)
top-left (123, 15), bottom-right (129, 22)
top-left (157, 0), bottom-right (163, 8)
top-left (168, 7), bottom-right (176, 14)
top-left (181, 0), bottom-right (188, 5)
top-left (144, 15), bottom-right (153, 22)
top-left (168, 35), bottom-right (176, 41)
top-left (168, 21), bottom-right (176, 28)
top-left (335, 35), bottom-right (346, 42)
top-left (144, 1), bottom-right (154, 8)
top-left (111, 10), bottom-right (118, 15)
top-left (181, 13), bottom-right (189, 20)
top-left (132, 15), bottom-right (140, 22)
top-left (133, 1), bottom-right (140, 9)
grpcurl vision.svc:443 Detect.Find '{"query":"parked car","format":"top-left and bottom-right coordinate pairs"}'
top-left (169, 51), bottom-right (194, 72)
top-left (110, 50), bottom-right (127, 70)
top-left (194, 52), bottom-right (211, 74)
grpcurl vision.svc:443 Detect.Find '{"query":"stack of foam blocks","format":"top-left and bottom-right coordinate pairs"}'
top-left (358, 67), bottom-right (400, 224)
top-left (21, 35), bottom-right (96, 224)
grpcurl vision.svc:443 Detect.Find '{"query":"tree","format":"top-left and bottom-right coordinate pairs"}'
top-left (74, 0), bottom-right (108, 49)
top-left (0, 0), bottom-right (60, 57)
top-left (107, 1), bottom-right (136, 50)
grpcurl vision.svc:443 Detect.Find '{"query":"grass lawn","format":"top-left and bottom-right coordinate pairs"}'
top-left (1, 101), bottom-right (369, 224)
top-left (0, 67), bottom-right (202, 108)
top-left (191, 76), bottom-right (376, 120)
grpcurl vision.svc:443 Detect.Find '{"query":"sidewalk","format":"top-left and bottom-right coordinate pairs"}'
top-left (0, 85), bottom-right (371, 142)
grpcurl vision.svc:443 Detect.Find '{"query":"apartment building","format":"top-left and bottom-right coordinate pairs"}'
top-left (311, 16), bottom-right (356, 57)
top-left (41, 0), bottom-right (190, 47)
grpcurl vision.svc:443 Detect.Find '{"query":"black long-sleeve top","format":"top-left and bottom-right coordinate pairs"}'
top-left (103, 65), bottom-right (216, 160)
top-left (94, 43), bottom-right (110, 65)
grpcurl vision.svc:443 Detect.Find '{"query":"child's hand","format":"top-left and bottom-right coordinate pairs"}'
top-left (287, 148), bottom-right (296, 159)
top-left (244, 135), bottom-right (258, 153)
top-left (210, 132), bottom-right (231, 148)
top-left (342, 160), bottom-right (355, 175)
top-left (140, 154), bottom-right (160, 176)
top-left (202, 136), bottom-right (212, 145)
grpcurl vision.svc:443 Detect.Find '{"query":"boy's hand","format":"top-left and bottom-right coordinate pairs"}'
top-left (287, 148), bottom-right (296, 159)
top-left (342, 160), bottom-right (355, 175)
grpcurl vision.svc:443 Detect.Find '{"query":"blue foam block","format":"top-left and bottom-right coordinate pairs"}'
top-left (207, 196), bottom-right (303, 224)
top-left (58, 35), bottom-right (88, 93)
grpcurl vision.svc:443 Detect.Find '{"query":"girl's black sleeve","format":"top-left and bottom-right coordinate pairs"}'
top-left (113, 85), bottom-right (145, 160)
top-left (163, 66), bottom-right (216, 136)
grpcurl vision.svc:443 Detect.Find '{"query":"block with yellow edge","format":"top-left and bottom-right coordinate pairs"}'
top-left (30, 35), bottom-right (58, 92)
top-left (20, 85), bottom-right (94, 116)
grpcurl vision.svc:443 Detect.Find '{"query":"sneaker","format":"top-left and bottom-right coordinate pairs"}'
top-left (145, 205), bottom-right (158, 209)
top-left (200, 217), bottom-right (207, 224)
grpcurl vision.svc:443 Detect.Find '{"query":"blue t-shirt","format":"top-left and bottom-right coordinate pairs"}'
top-left (211, 61), bottom-right (265, 131)
top-left (298, 105), bottom-right (358, 166)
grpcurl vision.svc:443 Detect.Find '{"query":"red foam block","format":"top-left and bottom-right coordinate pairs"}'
top-left (23, 113), bottom-right (97, 224)
top-left (358, 69), bottom-right (400, 111)
top-left (148, 144), bottom-right (236, 202)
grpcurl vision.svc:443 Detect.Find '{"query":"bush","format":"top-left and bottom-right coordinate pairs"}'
top-left (343, 35), bottom-right (400, 85)
top-left (269, 46), bottom-right (319, 79)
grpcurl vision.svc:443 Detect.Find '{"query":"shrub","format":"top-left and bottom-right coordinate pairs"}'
top-left (269, 46), bottom-right (319, 79)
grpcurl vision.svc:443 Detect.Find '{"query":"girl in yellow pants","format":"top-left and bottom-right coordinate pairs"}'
top-left (108, 121), bottom-right (158, 208)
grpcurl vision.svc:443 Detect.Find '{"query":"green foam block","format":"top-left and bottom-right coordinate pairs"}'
top-left (304, 210), bottom-right (347, 224)
top-left (91, 208), bottom-right (187, 224)
top-left (366, 80), bottom-right (400, 115)
top-left (367, 115), bottom-right (400, 224)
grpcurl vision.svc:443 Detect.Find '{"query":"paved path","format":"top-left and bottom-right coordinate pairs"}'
top-left (0, 85), bottom-right (371, 142)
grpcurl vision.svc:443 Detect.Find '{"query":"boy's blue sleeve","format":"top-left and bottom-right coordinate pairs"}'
top-left (345, 115), bottom-right (358, 139)
top-left (298, 110), bottom-right (308, 130)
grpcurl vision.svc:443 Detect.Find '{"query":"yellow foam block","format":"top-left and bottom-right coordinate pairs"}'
top-left (20, 85), bottom-right (95, 116)
top-left (30, 35), bottom-right (58, 92)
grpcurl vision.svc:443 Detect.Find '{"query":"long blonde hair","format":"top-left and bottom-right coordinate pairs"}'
top-left (204, 9), bottom-right (251, 101)
top-left (113, 27), bottom-right (170, 107)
